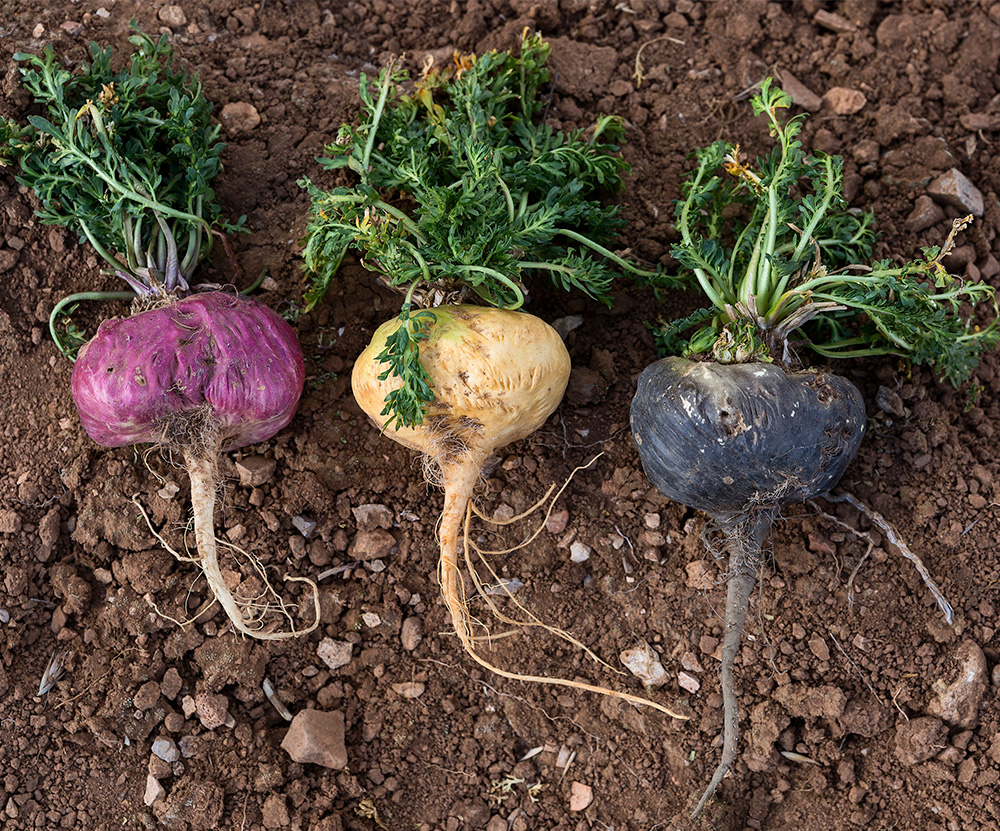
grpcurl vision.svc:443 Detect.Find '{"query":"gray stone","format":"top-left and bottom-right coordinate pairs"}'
top-left (152, 737), bottom-right (180, 763)
top-left (400, 616), bottom-right (423, 651)
top-left (928, 168), bottom-right (984, 216)
top-left (779, 70), bottom-right (823, 111)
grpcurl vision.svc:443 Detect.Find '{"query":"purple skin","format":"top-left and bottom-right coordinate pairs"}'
top-left (71, 292), bottom-right (304, 451)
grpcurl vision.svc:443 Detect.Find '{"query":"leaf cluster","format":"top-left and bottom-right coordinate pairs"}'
top-left (1, 28), bottom-right (236, 295)
top-left (656, 78), bottom-right (998, 386)
top-left (301, 32), bottom-right (653, 425)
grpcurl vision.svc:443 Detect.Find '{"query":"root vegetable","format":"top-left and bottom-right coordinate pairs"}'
top-left (635, 79), bottom-right (997, 815)
top-left (352, 304), bottom-right (571, 653)
top-left (4, 32), bottom-right (316, 639)
top-left (631, 357), bottom-right (865, 811)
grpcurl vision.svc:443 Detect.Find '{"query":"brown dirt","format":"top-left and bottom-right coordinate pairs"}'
top-left (2, 1), bottom-right (1000, 830)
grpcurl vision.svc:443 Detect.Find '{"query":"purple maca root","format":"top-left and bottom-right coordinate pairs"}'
top-left (72, 292), bottom-right (318, 640)
top-left (72, 292), bottom-right (304, 451)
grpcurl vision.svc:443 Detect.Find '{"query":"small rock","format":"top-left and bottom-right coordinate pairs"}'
top-left (181, 695), bottom-right (197, 718)
top-left (807, 636), bottom-right (830, 663)
top-left (568, 781), bottom-right (593, 812)
top-left (37, 507), bottom-right (60, 562)
top-left (135, 680), bottom-right (161, 711)
top-left (814, 9), bottom-right (856, 32)
top-left (60, 20), bottom-right (84, 36)
top-left (281, 709), bottom-right (348, 769)
top-left (895, 716), bottom-right (948, 765)
top-left (824, 87), bottom-right (867, 115)
top-left (32, 23), bottom-right (44, 37)
top-left (0, 510), bottom-right (22, 534)
top-left (195, 692), bottom-right (229, 730)
top-left (927, 168), bottom-right (984, 216)
top-left (317, 638), bottom-right (352, 670)
top-left (152, 737), bottom-right (180, 763)
top-left (157, 482), bottom-right (180, 500)
top-left (292, 515), bottom-right (317, 537)
top-left (678, 671), bottom-right (701, 693)
top-left (391, 681), bottom-right (425, 698)
top-left (546, 509), bottom-right (569, 534)
top-left (144, 774), bottom-right (166, 807)
top-left (926, 640), bottom-right (988, 729)
top-left (158, 5), bottom-right (187, 26)
top-left (401, 616), bottom-right (423, 651)
top-left (352, 503), bottom-right (393, 531)
top-left (148, 753), bottom-right (172, 779)
top-left (161, 667), bottom-right (183, 700)
top-left (876, 385), bottom-right (906, 417)
top-left (905, 194), bottom-right (945, 232)
top-left (164, 712), bottom-right (185, 732)
top-left (569, 541), bottom-right (592, 563)
top-left (620, 640), bottom-right (668, 687)
top-left (349, 528), bottom-right (395, 560)
top-left (551, 315), bottom-right (583, 340)
top-left (778, 70), bottom-right (823, 111)
top-left (220, 102), bottom-right (261, 135)
top-left (236, 456), bottom-right (276, 487)
top-left (262, 794), bottom-right (290, 828)
top-left (362, 612), bottom-right (381, 628)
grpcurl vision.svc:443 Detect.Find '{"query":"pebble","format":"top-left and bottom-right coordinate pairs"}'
top-left (317, 638), bottom-right (353, 670)
top-left (280, 709), bottom-right (348, 769)
top-left (220, 102), bottom-right (261, 135)
top-left (181, 694), bottom-right (197, 718)
top-left (236, 456), bottom-right (276, 487)
top-left (779, 70), bottom-right (823, 111)
top-left (195, 692), bottom-right (230, 730)
top-left (0, 509), bottom-right (22, 534)
top-left (349, 528), bottom-right (395, 560)
top-left (362, 612), bottom-right (381, 628)
top-left (143, 775), bottom-right (165, 807)
top-left (158, 5), bottom-right (187, 26)
top-left (546, 509), bottom-right (569, 534)
top-left (824, 87), bottom-right (867, 115)
top-left (620, 640), bottom-right (668, 687)
top-left (157, 481), bottom-right (180, 500)
top-left (569, 541), bottom-right (592, 563)
top-left (678, 671), bottom-right (701, 693)
top-left (894, 716), bottom-right (948, 765)
top-left (152, 737), bottom-right (180, 763)
top-left (60, 20), bottom-right (83, 36)
top-left (551, 315), bottom-right (583, 340)
top-left (391, 681), bottom-right (425, 698)
top-left (401, 616), bottom-right (423, 651)
top-left (926, 640), bottom-right (988, 729)
top-left (352, 503), bottom-right (393, 531)
top-left (292, 515), bottom-right (317, 537)
top-left (814, 9), bottom-right (856, 32)
top-left (569, 781), bottom-right (593, 812)
top-left (161, 667), bottom-right (183, 700)
top-left (905, 194), bottom-right (945, 232)
top-left (807, 636), bottom-right (830, 662)
top-left (927, 168), bottom-right (984, 216)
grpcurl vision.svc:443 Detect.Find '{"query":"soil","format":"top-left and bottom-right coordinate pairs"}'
top-left (2, 1), bottom-right (1000, 830)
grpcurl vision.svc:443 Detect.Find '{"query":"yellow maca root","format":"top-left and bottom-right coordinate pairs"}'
top-left (353, 304), bottom-right (689, 719)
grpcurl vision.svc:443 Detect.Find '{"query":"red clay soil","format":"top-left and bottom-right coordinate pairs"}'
top-left (2, 2), bottom-right (1000, 830)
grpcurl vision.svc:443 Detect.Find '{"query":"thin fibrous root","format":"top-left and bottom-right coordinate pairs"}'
top-left (822, 490), bottom-right (953, 624)
top-left (182, 450), bottom-right (320, 640)
top-left (435, 454), bottom-right (689, 722)
top-left (692, 512), bottom-right (771, 819)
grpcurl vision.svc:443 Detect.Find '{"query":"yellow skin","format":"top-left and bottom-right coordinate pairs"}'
top-left (352, 304), bottom-right (571, 651)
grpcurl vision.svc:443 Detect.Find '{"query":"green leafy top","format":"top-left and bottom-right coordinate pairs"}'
top-left (1, 29), bottom-right (237, 298)
top-left (654, 77), bottom-right (998, 387)
top-left (300, 32), bottom-right (660, 427)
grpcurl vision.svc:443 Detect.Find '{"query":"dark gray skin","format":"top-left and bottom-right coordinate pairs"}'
top-left (630, 356), bottom-right (866, 816)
